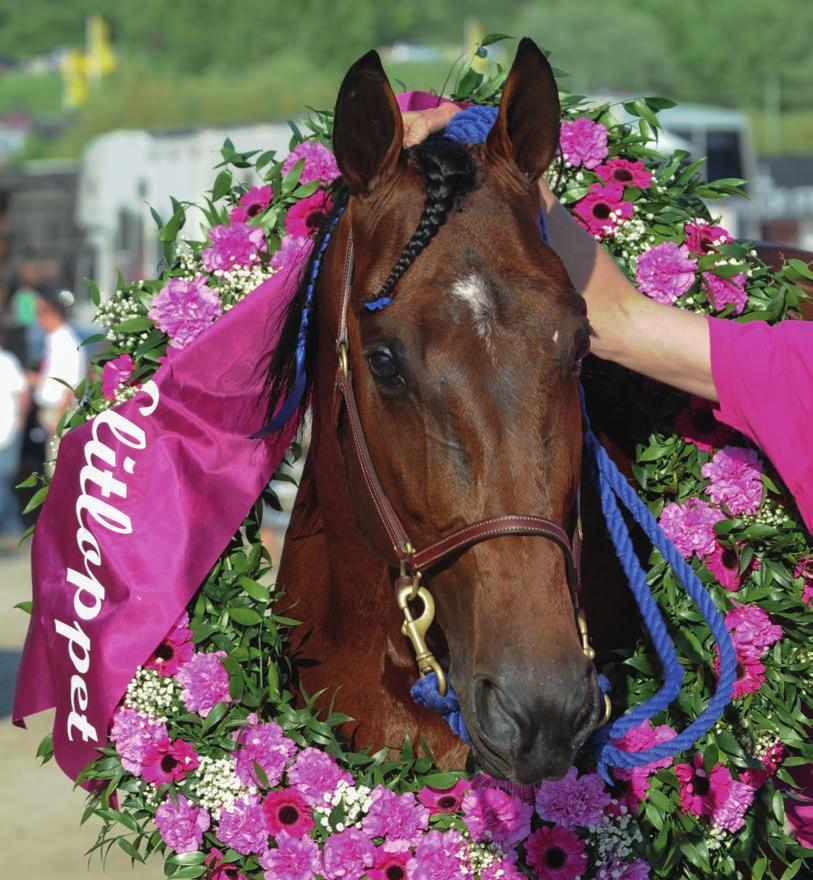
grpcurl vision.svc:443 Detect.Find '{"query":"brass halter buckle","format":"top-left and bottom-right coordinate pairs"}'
top-left (397, 579), bottom-right (447, 697)
top-left (578, 609), bottom-right (613, 727)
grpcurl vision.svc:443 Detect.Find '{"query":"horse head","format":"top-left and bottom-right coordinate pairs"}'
top-left (271, 38), bottom-right (600, 784)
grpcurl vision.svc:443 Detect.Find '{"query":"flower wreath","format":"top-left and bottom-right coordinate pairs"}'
top-left (22, 39), bottom-right (813, 880)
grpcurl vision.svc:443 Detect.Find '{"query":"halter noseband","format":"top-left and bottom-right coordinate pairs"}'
top-left (332, 223), bottom-right (607, 727)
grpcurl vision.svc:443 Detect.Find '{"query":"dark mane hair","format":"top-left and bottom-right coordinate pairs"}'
top-left (263, 135), bottom-right (478, 431)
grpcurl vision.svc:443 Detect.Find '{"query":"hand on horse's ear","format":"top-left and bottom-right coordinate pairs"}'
top-left (333, 50), bottom-right (404, 196)
top-left (484, 37), bottom-right (561, 181)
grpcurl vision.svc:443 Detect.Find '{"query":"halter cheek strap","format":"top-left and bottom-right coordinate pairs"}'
top-left (332, 225), bottom-right (603, 720)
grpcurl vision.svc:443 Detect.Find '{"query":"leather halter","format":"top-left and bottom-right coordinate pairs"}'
top-left (331, 226), bottom-right (594, 697)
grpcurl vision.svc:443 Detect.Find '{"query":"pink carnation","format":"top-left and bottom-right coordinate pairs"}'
top-left (612, 721), bottom-right (677, 810)
top-left (407, 829), bottom-right (468, 880)
top-left (418, 779), bottom-right (470, 815)
top-left (217, 796), bottom-right (269, 855)
top-left (109, 706), bottom-right (168, 775)
top-left (201, 222), bottom-right (268, 272)
top-left (270, 234), bottom-right (312, 274)
top-left (285, 189), bottom-right (333, 237)
top-left (595, 157), bottom-right (652, 189)
top-left (725, 604), bottom-right (782, 659)
top-left (481, 861), bottom-right (526, 880)
top-left (701, 445), bottom-right (763, 514)
top-left (525, 825), bottom-right (587, 880)
top-left (462, 779), bottom-right (532, 849)
top-left (234, 720), bottom-right (297, 787)
top-left (684, 220), bottom-right (733, 254)
top-left (154, 793), bottom-right (210, 854)
top-left (573, 182), bottom-right (632, 238)
top-left (286, 747), bottom-right (352, 808)
top-left (148, 275), bottom-right (221, 349)
top-left (260, 832), bottom-right (321, 880)
top-left (595, 860), bottom-right (650, 880)
top-left (703, 272), bottom-right (748, 315)
top-left (101, 353), bottom-right (135, 399)
top-left (142, 737), bottom-right (199, 785)
top-left (362, 786), bottom-right (429, 846)
top-left (534, 766), bottom-right (611, 829)
top-left (230, 185), bottom-right (273, 223)
top-left (636, 242), bottom-right (697, 305)
top-left (675, 753), bottom-right (732, 817)
top-left (145, 611), bottom-right (194, 676)
top-left (560, 118), bottom-right (608, 169)
top-left (282, 140), bottom-right (340, 185)
top-left (323, 827), bottom-right (376, 879)
top-left (659, 497), bottom-right (724, 560)
top-left (176, 651), bottom-right (232, 717)
top-left (674, 395), bottom-right (733, 453)
top-left (263, 788), bottom-right (314, 839)
top-left (712, 780), bottom-right (755, 833)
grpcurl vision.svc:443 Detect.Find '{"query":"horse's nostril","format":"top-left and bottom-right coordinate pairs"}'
top-left (473, 676), bottom-right (522, 750)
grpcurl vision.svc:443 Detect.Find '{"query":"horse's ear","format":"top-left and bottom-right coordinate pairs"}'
top-left (333, 50), bottom-right (404, 196)
top-left (484, 37), bottom-right (560, 180)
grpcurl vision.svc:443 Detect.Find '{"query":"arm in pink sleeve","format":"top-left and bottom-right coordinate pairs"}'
top-left (708, 316), bottom-right (813, 533)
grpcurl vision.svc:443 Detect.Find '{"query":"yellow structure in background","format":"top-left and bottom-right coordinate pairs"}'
top-left (464, 18), bottom-right (487, 72)
top-left (61, 16), bottom-right (117, 109)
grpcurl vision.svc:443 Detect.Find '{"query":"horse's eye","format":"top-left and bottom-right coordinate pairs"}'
top-left (367, 347), bottom-right (400, 383)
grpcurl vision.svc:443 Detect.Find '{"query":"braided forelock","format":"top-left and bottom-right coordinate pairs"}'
top-left (367, 135), bottom-right (477, 304)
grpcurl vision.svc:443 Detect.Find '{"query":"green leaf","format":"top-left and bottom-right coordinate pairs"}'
top-left (228, 606), bottom-right (264, 626)
top-left (238, 577), bottom-right (270, 603)
top-left (780, 859), bottom-right (802, 880)
top-left (85, 277), bottom-right (102, 307)
top-left (113, 317), bottom-right (153, 333)
top-left (480, 33), bottom-right (513, 46)
top-left (160, 198), bottom-right (186, 241)
top-left (168, 866), bottom-right (206, 879)
top-left (117, 837), bottom-right (144, 863)
top-left (421, 772), bottom-right (462, 789)
top-left (15, 472), bottom-right (38, 489)
top-left (212, 169), bottom-right (233, 201)
top-left (752, 856), bottom-right (768, 880)
top-left (167, 852), bottom-right (206, 866)
top-left (202, 700), bottom-right (229, 731)
top-left (13, 600), bottom-right (32, 615)
top-left (22, 485), bottom-right (48, 514)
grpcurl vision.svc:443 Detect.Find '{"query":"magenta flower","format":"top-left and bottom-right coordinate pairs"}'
top-left (234, 719), bottom-right (297, 787)
top-left (684, 220), bottom-right (733, 254)
top-left (368, 843), bottom-right (411, 880)
top-left (230, 185), bottom-right (273, 223)
top-left (525, 824), bottom-right (587, 880)
top-left (361, 786), bottom-right (429, 846)
top-left (714, 646), bottom-right (765, 699)
top-left (701, 445), bottom-right (763, 514)
top-left (658, 497), bottom-right (724, 560)
top-left (205, 847), bottom-right (248, 880)
top-left (176, 651), bottom-right (232, 717)
top-left (417, 779), bottom-right (470, 815)
top-left (675, 753), bottom-right (732, 817)
top-left (481, 860), bottom-right (526, 880)
top-left (595, 158), bottom-right (652, 189)
top-left (142, 737), bottom-right (199, 785)
top-left (795, 556), bottom-right (813, 605)
top-left (703, 272), bottom-right (748, 315)
top-left (725, 604), bottom-right (782, 659)
top-left (612, 720), bottom-right (677, 810)
top-left (712, 779), bottom-right (756, 833)
top-left (217, 796), bottom-right (269, 855)
top-left (534, 766), bottom-right (612, 829)
top-left (636, 242), bottom-right (697, 305)
top-left (595, 860), bottom-right (651, 880)
top-left (260, 832), bottom-right (321, 880)
top-left (154, 793), bottom-right (210, 854)
top-left (742, 741), bottom-right (785, 790)
top-left (101, 353), bottom-right (135, 400)
top-left (674, 395), bottom-right (733, 453)
top-left (262, 788), bottom-right (314, 839)
top-left (270, 234), bottom-right (312, 274)
top-left (322, 827), bottom-right (376, 879)
top-left (285, 189), bottom-right (333, 238)
top-left (560, 118), bottom-right (608, 169)
top-left (282, 140), bottom-right (340, 185)
top-left (574, 182), bottom-right (632, 238)
top-left (461, 779), bottom-right (532, 849)
top-left (201, 222), bottom-right (268, 273)
top-left (704, 541), bottom-right (748, 591)
top-left (286, 747), bottom-right (352, 808)
top-left (145, 611), bottom-right (194, 676)
top-left (109, 706), bottom-right (168, 775)
top-left (407, 829), bottom-right (468, 880)
top-left (148, 275), bottom-right (222, 349)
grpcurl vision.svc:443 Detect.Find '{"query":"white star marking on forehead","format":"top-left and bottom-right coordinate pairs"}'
top-left (450, 273), bottom-right (494, 342)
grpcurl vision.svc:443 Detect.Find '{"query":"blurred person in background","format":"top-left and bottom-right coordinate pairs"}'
top-left (29, 288), bottom-right (86, 476)
top-left (0, 318), bottom-right (29, 547)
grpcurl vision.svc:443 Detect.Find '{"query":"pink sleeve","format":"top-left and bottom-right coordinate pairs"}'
top-left (708, 316), bottom-right (813, 533)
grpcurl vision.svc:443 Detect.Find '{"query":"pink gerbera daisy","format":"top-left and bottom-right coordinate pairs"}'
top-left (262, 788), bottom-right (314, 839)
top-left (595, 158), bottom-right (652, 189)
top-left (684, 220), bottom-right (733, 254)
top-left (101, 353), bottom-right (135, 400)
top-left (574, 182), bottom-right (633, 238)
top-left (704, 541), bottom-right (747, 592)
top-left (525, 825), bottom-right (587, 880)
top-left (674, 395), bottom-right (733, 453)
top-left (368, 843), bottom-right (411, 880)
top-left (230, 185), bottom-right (273, 223)
top-left (675, 753), bottom-right (732, 817)
top-left (417, 779), bottom-right (470, 815)
top-left (713, 647), bottom-right (766, 699)
top-left (145, 611), bottom-right (194, 676)
top-left (284, 189), bottom-right (333, 237)
top-left (141, 737), bottom-right (199, 785)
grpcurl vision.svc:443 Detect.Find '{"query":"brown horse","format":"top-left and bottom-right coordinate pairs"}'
top-left (272, 39), bottom-right (626, 785)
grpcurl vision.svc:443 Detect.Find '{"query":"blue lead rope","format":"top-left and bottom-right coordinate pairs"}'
top-left (412, 104), bottom-right (737, 778)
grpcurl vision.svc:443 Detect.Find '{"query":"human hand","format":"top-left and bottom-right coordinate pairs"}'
top-left (402, 103), bottom-right (462, 148)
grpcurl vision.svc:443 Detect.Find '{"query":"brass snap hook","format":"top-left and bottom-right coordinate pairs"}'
top-left (338, 341), bottom-right (349, 378)
top-left (397, 582), bottom-right (447, 696)
top-left (577, 609), bottom-right (596, 660)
